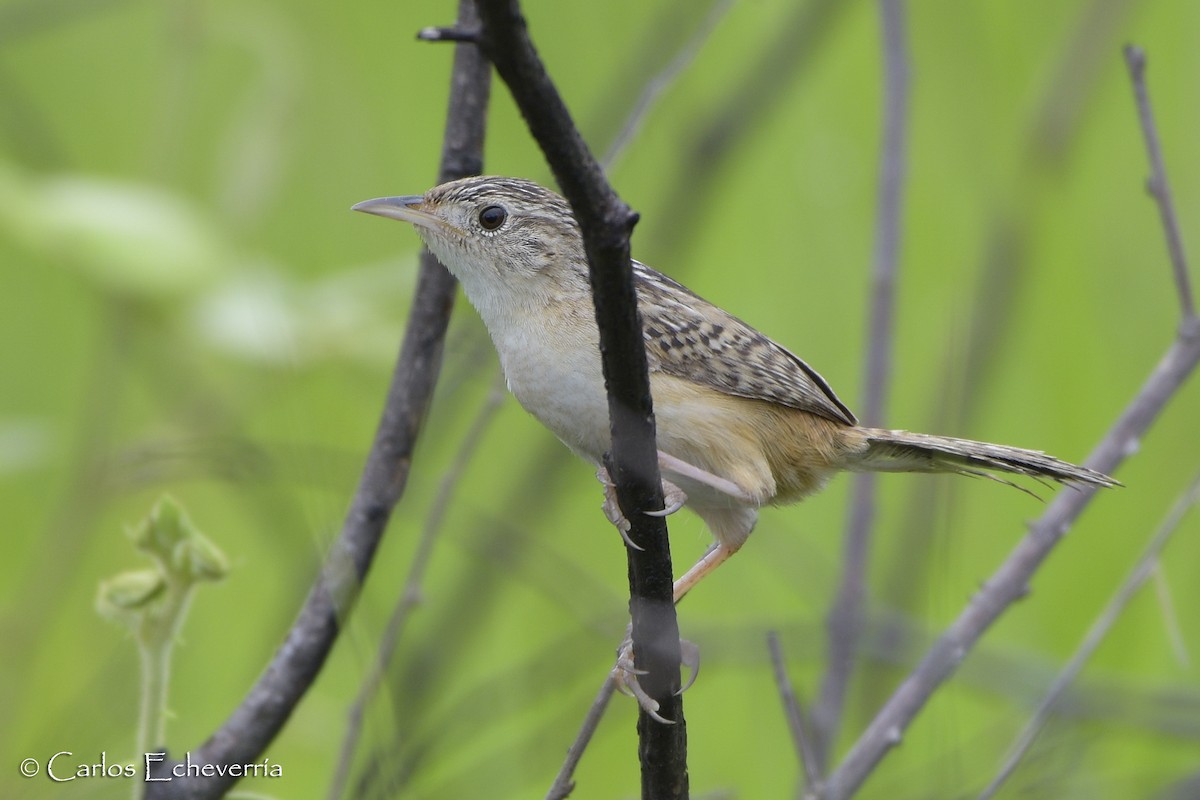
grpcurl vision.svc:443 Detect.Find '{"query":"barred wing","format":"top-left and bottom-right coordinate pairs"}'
top-left (633, 261), bottom-right (857, 426)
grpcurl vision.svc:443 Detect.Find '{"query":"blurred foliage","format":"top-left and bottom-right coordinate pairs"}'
top-left (2, 0), bottom-right (1198, 798)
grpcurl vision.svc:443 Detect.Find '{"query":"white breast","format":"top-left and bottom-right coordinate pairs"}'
top-left (486, 302), bottom-right (612, 465)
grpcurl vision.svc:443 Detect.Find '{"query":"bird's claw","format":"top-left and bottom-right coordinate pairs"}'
top-left (678, 639), bottom-right (701, 694)
top-left (599, 471), bottom-right (644, 551)
top-left (644, 480), bottom-right (687, 517)
top-left (598, 465), bottom-right (687, 535)
top-left (613, 637), bottom-right (673, 724)
top-left (612, 634), bottom-right (701, 723)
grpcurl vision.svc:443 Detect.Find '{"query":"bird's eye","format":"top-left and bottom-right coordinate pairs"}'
top-left (478, 205), bottom-right (507, 231)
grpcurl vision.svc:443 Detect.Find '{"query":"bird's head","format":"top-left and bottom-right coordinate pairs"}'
top-left (354, 176), bottom-right (591, 308)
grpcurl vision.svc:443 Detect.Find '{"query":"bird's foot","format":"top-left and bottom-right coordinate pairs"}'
top-left (612, 631), bottom-right (701, 724)
top-left (597, 463), bottom-right (688, 550)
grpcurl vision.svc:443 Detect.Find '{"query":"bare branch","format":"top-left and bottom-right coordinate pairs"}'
top-left (328, 371), bottom-right (507, 800)
top-left (824, 315), bottom-right (1200, 799)
top-left (142, 3), bottom-right (490, 796)
top-left (545, 676), bottom-right (621, 800)
top-left (1124, 45), bottom-right (1195, 321)
top-left (473, 1), bottom-right (688, 795)
top-left (823, 115), bottom-right (1200, 797)
top-left (813, 0), bottom-right (909, 769)
top-left (978, 471), bottom-right (1200, 799)
top-left (767, 631), bottom-right (822, 792)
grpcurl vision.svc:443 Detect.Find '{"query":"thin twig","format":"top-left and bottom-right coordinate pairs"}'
top-left (142, 3), bottom-right (489, 796)
top-left (545, 676), bottom-right (621, 800)
top-left (1151, 562), bottom-right (1191, 667)
top-left (473, 1), bottom-right (688, 796)
top-left (978, 471), bottom-right (1200, 799)
top-left (328, 371), bottom-right (507, 800)
top-left (812, 0), bottom-right (909, 771)
top-left (1123, 45), bottom-right (1195, 321)
top-left (767, 632), bottom-right (822, 792)
top-left (600, 0), bottom-right (735, 172)
top-left (418, 25), bottom-right (480, 43)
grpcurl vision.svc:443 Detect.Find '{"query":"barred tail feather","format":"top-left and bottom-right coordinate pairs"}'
top-left (855, 428), bottom-right (1119, 489)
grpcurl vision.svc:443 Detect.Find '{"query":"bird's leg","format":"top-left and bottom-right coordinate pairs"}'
top-left (599, 451), bottom-right (751, 721)
top-left (671, 540), bottom-right (740, 604)
top-left (612, 540), bottom-right (744, 719)
top-left (596, 451), bottom-right (695, 548)
top-left (656, 450), bottom-right (756, 505)
top-left (598, 449), bottom-right (751, 540)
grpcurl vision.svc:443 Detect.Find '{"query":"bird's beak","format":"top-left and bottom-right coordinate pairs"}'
top-left (352, 195), bottom-right (446, 232)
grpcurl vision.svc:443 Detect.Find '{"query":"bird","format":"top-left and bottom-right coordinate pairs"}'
top-left (354, 175), bottom-right (1117, 713)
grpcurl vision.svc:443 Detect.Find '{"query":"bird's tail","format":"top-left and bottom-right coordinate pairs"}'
top-left (853, 428), bottom-right (1119, 490)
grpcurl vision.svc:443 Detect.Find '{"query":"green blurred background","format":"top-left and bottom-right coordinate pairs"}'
top-left (2, 0), bottom-right (1198, 797)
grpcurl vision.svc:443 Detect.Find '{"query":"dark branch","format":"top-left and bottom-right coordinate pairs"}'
top-left (474, 1), bottom-right (687, 796)
top-left (813, 0), bottom-right (910, 770)
top-left (1123, 45), bottom-right (1196, 322)
top-left (143, 3), bottom-right (490, 797)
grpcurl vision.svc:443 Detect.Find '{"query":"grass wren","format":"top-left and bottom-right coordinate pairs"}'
top-left (354, 176), bottom-right (1116, 707)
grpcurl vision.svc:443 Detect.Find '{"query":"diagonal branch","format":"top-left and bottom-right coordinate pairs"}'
top-left (822, 317), bottom-right (1200, 800)
top-left (768, 631), bottom-right (823, 792)
top-left (813, 0), bottom-right (910, 769)
top-left (600, 0), bottom-right (735, 173)
top-left (473, 1), bottom-right (687, 796)
top-left (142, 3), bottom-right (490, 796)
top-left (978, 470), bottom-right (1200, 799)
top-left (545, 676), bottom-right (621, 800)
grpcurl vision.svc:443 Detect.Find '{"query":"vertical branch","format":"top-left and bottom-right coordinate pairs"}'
top-left (142, 2), bottom-right (490, 796)
top-left (813, 0), bottom-right (909, 770)
top-left (821, 42), bottom-right (1200, 793)
top-left (473, 1), bottom-right (688, 796)
top-left (878, 0), bottom-right (1139, 625)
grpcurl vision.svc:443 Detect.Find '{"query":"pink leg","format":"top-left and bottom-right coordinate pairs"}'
top-left (673, 542), bottom-right (740, 604)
